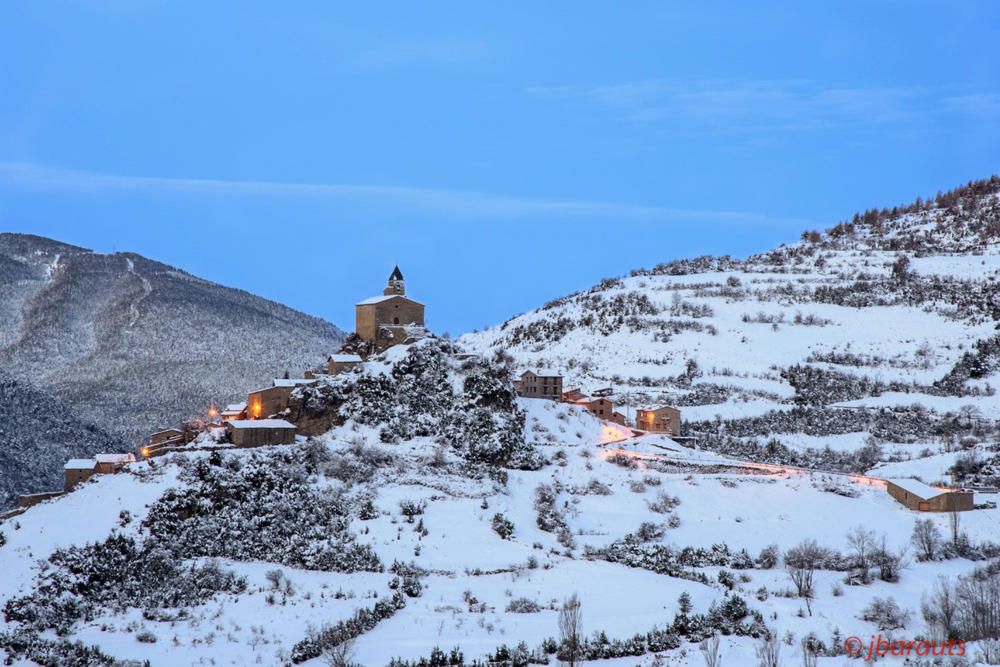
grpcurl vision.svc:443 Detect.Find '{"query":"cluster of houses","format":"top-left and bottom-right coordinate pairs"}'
top-left (514, 370), bottom-right (682, 436)
top-left (7, 266), bottom-right (977, 517)
top-left (13, 453), bottom-right (136, 512)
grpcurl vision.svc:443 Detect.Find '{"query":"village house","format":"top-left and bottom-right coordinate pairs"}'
top-left (885, 478), bottom-right (974, 512)
top-left (220, 403), bottom-right (247, 422)
top-left (328, 353), bottom-right (363, 375)
top-left (149, 428), bottom-right (184, 447)
top-left (64, 458), bottom-right (97, 492)
top-left (355, 266), bottom-right (426, 352)
top-left (517, 370), bottom-right (563, 400)
top-left (247, 378), bottom-right (316, 419)
top-left (636, 405), bottom-right (682, 436)
top-left (95, 453), bottom-right (136, 474)
top-left (226, 419), bottom-right (297, 447)
top-left (562, 387), bottom-right (586, 402)
top-left (578, 397), bottom-right (614, 420)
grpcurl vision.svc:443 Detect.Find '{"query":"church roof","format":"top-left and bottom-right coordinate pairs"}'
top-left (389, 265), bottom-right (404, 281)
top-left (357, 294), bottom-right (424, 306)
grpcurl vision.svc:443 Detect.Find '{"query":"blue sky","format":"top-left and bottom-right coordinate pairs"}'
top-left (1, 1), bottom-right (998, 334)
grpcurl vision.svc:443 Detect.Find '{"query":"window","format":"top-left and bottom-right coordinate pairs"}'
top-left (393, 317), bottom-right (399, 324)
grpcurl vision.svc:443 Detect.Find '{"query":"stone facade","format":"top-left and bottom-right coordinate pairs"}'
top-left (518, 371), bottom-right (563, 400)
top-left (64, 459), bottom-right (97, 492)
top-left (636, 406), bottom-right (681, 436)
top-left (328, 353), bottom-right (363, 375)
top-left (226, 419), bottom-right (297, 447)
top-left (578, 397), bottom-right (614, 420)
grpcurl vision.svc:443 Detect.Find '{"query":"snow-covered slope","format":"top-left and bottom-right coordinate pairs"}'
top-left (461, 177), bottom-right (1000, 483)
top-left (2, 340), bottom-right (999, 666)
top-left (0, 233), bottom-right (345, 443)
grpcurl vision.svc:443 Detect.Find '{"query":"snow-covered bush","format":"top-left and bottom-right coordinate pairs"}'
top-left (860, 597), bottom-right (910, 632)
top-left (491, 513), bottom-right (514, 540)
top-left (3, 534), bottom-right (245, 640)
top-left (290, 592), bottom-right (407, 664)
top-left (143, 450), bottom-right (381, 573)
top-left (505, 597), bottom-right (541, 613)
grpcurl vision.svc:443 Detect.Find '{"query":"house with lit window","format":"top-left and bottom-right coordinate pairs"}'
top-left (636, 405), bottom-right (682, 436)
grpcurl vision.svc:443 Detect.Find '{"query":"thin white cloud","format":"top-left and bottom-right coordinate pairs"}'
top-left (0, 161), bottom-right (814, 228)
top-left (528, 79), bottom-right (999, 133)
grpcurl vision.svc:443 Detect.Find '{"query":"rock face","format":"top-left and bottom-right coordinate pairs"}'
top-left (0, 233), bottom-right (346, 506)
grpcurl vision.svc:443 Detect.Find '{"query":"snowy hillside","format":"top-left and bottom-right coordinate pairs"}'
top-left (1, 338), bottom-right (1000, 666)
top-left (461, 177), bottom-right (1000, 486)
top-left (0, 368), bottom-right (121, 510)
top-left (0, 233), bottom-right (345, 443)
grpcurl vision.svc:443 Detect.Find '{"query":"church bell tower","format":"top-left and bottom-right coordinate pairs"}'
top-left (384, 265), bottom-right (405, 296)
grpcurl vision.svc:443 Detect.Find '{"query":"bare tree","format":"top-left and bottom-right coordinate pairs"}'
top-left (755, 632), bottom-right (780, 667)
top-left (873, 535), bottom-right (908, 583)
top-left (977, 639), bottom-right (1000, 665)
top-left (800, 638), bottom-right (817, 667)
top-left (922, 569), bottom-right (1000, 643)
top-left (911, 519), bottom-right (943, 562)
top-left (700, 636), bottom-right (722, 667)
top-left (558, 593), bottom-right (584, 667)
top-left (847, 526), bottom-right (877, 583)
top-left (922, 576), bottom-right (959, 642)
top-left (785, 539), bottom-right (826, 615)
top-left (950, 511), bottom-right (961, 545)
top-left (321, 637), bottom-right (356, 667)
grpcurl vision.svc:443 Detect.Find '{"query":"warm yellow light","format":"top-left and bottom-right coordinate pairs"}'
top-left (142, 447), bottom-right (149, 458)
top-left (208, 407), bottom-right (219, 418)
top-left (253, 402), bottom-right (262, 417)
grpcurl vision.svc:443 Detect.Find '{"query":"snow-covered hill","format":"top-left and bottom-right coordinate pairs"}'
top-left (461, 177), bottom-right (1000, 484)
top-left (1, 338), bottom-right (999, 666)
top-left (3, 179), bottom-right (1000, 666)
top-left (0, 233), bottom-right (345, 504)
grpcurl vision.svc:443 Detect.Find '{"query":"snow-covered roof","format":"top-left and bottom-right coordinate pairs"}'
top-left (225, 419), bottom-right (296, 430)
top-left (886, 478), bottom-right (944, 500)
top-left (64, 458), bottom-right (96, 470)
top-left (356, 294), bottom-right (424, 306)
top-left (95, 453), bottom-right (136, 465)
top-left (328, 354), bottom-right (363, 363)
top-left (224, 402), bottom-right (246, 411)
top-left (151, 427), bottom-right (182, 435)
top-left (272, 378), bottom-right (316, 388)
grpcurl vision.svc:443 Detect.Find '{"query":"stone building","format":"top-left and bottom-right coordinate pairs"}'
top-left (636, 405), bottom-right (682, 436)
top-left (517, 370), bottom-right (563, 400)
top-left (95, 453), bottom-right (136, 474)
top-left (885, 478), bottom-right (974, 512)
top-left (328, 353), bottom-right (362, 375)
top-left (355, 266), bottom-right (425, 351)
top-left (226, 419), bottom-right (297, 447)
top-left (220, 403), bottom-right (247, 422)
top-left (578, 397), bottom-right (614, 420)
top-left (64, 459), bottom-right (97, 492)
top-left (247, 378), bottom-right (315, 419)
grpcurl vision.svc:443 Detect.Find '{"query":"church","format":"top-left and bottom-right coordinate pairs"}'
top-left (355, 266), bottom-right (426, 351)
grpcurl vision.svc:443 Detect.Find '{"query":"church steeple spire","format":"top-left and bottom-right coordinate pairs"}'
top-left (384, 265), bottom-right (405, 295)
